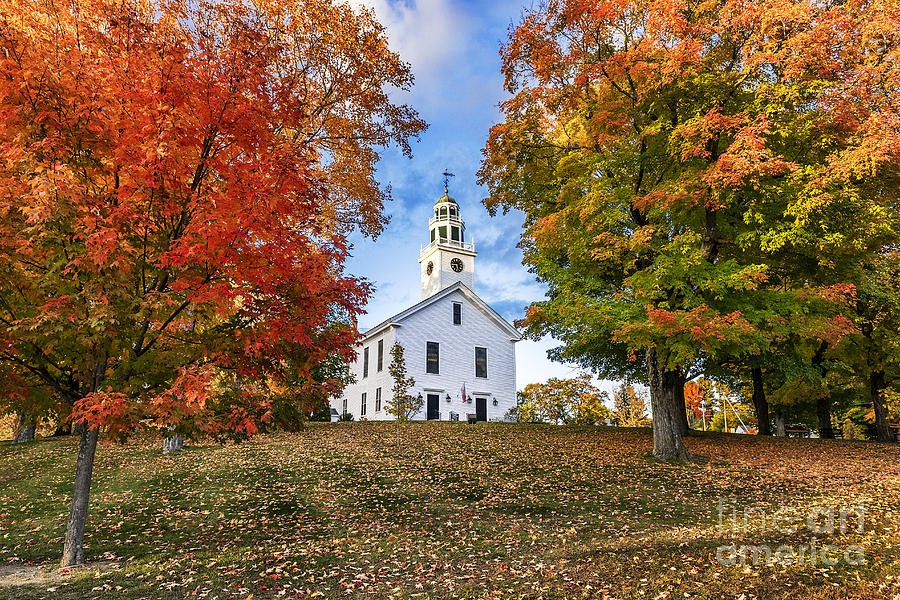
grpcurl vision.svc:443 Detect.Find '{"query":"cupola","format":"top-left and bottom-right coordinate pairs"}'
top-left (418, 174), bottom-right (477, 300)
top-left (429, 188), bottom-right (466, 245)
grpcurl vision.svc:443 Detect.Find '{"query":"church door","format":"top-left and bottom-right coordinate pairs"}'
top-left (426, 394), bottom-right (440, 420)
top-left (475, 397), bottom-right (487, 422)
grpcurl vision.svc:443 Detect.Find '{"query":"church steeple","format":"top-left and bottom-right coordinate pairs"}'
top-left (419, 175), bottom-right (476, 299)
top-left (429, 189), bottom-right (465, 245)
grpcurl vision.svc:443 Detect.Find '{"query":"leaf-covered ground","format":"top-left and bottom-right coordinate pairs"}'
top-left (1, 422), bottom-right (899, 599)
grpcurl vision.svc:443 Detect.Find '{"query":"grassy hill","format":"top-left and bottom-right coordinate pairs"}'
top-left (1, 422), bottom-right (899, 599)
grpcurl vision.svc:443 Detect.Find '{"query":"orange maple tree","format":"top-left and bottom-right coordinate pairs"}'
top-left (0, 0), bottom-right (423, 566)
top-left (683, 382), bottom-right (704, 421)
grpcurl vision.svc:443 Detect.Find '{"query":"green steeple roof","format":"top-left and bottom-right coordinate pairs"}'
top-left (434, 189), bottom-right (458, 206)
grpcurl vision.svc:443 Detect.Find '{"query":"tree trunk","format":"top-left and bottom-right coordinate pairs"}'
top-left (871, 370), bottom-right (893, 443)
top-left (647, 347), bottom-right (692, 462)
top-left (723, 399), bottom-right (728, 433)
top-left (162, 431), bottom-right (183, 453)
top-left (15, 424), bottom-right (35, 443)
top-left (61, 426), bottom-right (100, 567)
top-left (775, 410), bottom-right (786, 437)
top-left (750, 367), bottom-right (771, 435)
top-left (296, 394), bottom-right (307, 432)
top-left (52, 422), bottom-right (72, 437)
top-left (812, 341), bottom-right (833, 439)
top-left (14, 413), bottom-right (36, 443)
top-left (816, 397), bottom-right (834, 439)
top-left (297, 410), bottom-right (307, 431)
top-left (674, 372), bottom-right (690, 435)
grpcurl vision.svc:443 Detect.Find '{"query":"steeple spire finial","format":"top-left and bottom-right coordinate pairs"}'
top-left (442, 169), bottom-right (455, 193)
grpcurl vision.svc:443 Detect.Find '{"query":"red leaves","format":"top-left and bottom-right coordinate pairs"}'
top-left (701, 115), bottom-right (796, 191)
top-left (0, 0), bottom-right (418, 443)
top-left (817, 282), bottom-right (858, 302)
top-left (628, 305), bottom-right (756, 348)
top-left (72, 391), bottom-right (140, 439)
top-left (146, 366), bottom-right (218, 429)
top-left (683, 381), bottom-right (705, 419)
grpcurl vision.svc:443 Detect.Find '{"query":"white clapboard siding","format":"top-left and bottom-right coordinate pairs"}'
top-left (333, 283), bottom-right (519, 422)
top-left (336, 326), bottom-right (395, 420)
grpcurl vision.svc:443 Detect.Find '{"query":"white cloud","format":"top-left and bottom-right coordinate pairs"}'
top-left (347, 0), bottom-right (472, 96)
top-left (342, 1), bottom-right (631, 395)
top-left (475, 259), bottom-right (544, 308)
top-left (345, 0), bottom-right (523, 121)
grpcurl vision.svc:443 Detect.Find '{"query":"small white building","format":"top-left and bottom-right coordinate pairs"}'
top-left (334, 187), bottom-right (522, 422)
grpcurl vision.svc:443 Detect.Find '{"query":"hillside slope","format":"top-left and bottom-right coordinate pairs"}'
top-left (2, 422), bottom-right (899, 599)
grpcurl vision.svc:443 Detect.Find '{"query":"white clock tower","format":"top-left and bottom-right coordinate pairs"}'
top-left (334, 173), bottom-right (521, 425)
top-left (419, 187), bottom-right (476, 299)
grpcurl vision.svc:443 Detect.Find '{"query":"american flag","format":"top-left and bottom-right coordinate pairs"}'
top-left (460, 382), bottom-right (467, 403)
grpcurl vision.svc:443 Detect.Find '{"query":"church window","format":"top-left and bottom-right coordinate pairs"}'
top-left (452, 302), bottom-right (461, 325)
top-left (439, 225), bottom-right (447, 240)
top-left (375, 387), bottom-right (382, 412)
top-left (363, 347), bottom-right (369, 378)
top-left (361, 392), bottom-right (367, 416)
top-left (430, 229), bottom-right (436, 243)
top-left (451, 226), bottom-right (460, 241)
top-left (439, 207), bottom-right (447, 218)
top-left (426, 342), bottom-right (440, 374)
top-left (377, 340), bottom-right (384, 371)
top-left (450, 207), bottom-right (457, 217)
top-left (475, 347), bottom-right (488, 378)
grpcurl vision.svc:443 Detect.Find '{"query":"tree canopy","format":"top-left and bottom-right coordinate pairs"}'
top-left (518, 374), bottom-right (610, 425)
top-left (481, 0), bottom-right (900, 459)
top-left (0, 0), bottom-right (424, 565)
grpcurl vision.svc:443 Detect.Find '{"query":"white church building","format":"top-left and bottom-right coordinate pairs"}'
top-left (333, 186), bottom-right (521, 422)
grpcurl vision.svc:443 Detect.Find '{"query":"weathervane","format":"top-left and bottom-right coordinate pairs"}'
top-left (442, 169), bottom-right (455, 193)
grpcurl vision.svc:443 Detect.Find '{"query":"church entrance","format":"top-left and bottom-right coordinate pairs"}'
top-left (426, 394), bottom-right (440, 420)
top-left (475, 397), bottom-right (487, 422)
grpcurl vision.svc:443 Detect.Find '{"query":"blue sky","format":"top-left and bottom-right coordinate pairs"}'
top-left (345, 0), bottom-right (594, 390)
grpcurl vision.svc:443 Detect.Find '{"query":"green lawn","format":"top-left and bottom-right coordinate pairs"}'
top-left (1, 422), bottom-right (899, 599)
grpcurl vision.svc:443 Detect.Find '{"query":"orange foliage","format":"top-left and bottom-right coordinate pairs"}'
top-left (0, 0), bottom-right (423, 437)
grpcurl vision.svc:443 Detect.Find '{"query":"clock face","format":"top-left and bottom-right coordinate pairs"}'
top-left (426, 261), bottom-right (434, 275)
top-left (450, 258), bottom-right (464, 273)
